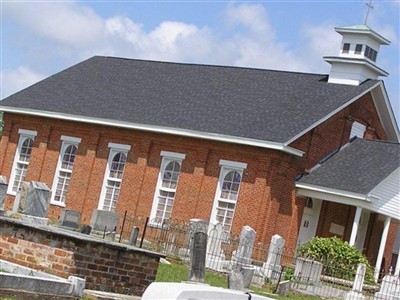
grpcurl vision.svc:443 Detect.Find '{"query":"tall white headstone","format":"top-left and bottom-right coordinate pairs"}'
top-left (263, 234), bottom-right (285, 279)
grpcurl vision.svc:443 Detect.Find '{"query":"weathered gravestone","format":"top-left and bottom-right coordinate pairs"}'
top-left (345, 263), bottom-right (366, 300)
top-left (263, 234), bottom-right (286, 279)
top-left (80, 225), bottom-right (92, 235)
top-left (374, 274), bottom-right (400, 300)
top-left (235, 225), bottom-right (256, 265)
top-left (0, 176), bottom-right (8, 212)
top-left (188, 229), bottom-right (208, 283)
top-left (228, 268), bottom-right (244, 291)
top-left (294, 257), bottom-right (323, 286)
top-left (180, 219), bottom-right (209, 259)
top-left (60, 209), bottom-right (81, 229)
top-left (12, 182), bottom-right (30, 214)
top-left (21, 182), bottom-right (51, 218)
top-left (89, 209), bottom-right (120, 232)
top-left (230, 225), bottom-right (256, 289)
top-left (206, 223), bottom-right (227, 272)
top-left (129, 226), bottom-right (140, 246)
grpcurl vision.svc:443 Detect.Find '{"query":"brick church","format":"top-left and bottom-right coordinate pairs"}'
top-left (1, 24), bottom-right (399, 274)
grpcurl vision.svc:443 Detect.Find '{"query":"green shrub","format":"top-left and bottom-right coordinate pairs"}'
top-left (284, 266), bottom-right (294, 281)
top-left (298, 237), bottom-right (374, 282)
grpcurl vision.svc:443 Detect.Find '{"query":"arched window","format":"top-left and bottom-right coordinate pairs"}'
top-left (51, 137), bottom-right (80, 205)
top-left (99, 143), bottom-right (131, 212)
top-left (150, 151), bottom-right (185, 223)
top-left (8, 129), bottom-right (37, 195)
top-left (216, 171), bottom-right (242, 231)
top-left (103, 152), bottom-right (127, 211)
top-left (12, 137), bottom-right (34, 192)
top-left (210, 160), bottom-right (247, 232)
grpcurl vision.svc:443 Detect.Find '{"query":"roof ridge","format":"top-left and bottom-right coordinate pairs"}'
top-left (357, 138), bottom-right (400, 146)
top-left (94, 55), bottom-right (327, 77)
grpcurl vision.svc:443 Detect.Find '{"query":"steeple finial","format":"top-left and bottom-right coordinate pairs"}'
top-left (364, 0), bottom-right (374, 25)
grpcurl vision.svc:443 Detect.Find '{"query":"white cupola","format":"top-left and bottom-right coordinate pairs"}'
top-left (324, 25), bottom-right (390, 85)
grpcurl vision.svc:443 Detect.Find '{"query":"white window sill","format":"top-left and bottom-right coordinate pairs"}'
top-left (50, 201), bottom-right (66, 208)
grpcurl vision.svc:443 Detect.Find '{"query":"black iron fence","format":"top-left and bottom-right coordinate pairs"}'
top-left (114, 212), bottom-right (399, 299)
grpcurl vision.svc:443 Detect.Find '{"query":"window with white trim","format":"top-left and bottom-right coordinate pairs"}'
top-left (150, 151), bottom-right (185, 223)
top-left (210, 160), bottom-right (247, 231)
top-left (50, 136), bottom-right (81, 206)
top-left (350, 121), bottom-right (366, 140)
top-left (98, 143), bottom-right (131, 212)
top-left (7, 129), bottom-right (37, 195)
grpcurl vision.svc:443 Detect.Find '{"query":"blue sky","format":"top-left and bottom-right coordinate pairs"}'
top-left (1, 0), bottom-right (399, 123)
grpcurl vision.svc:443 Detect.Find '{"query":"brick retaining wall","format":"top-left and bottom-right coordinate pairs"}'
top-left (0, 217), bottom-right (165, 296)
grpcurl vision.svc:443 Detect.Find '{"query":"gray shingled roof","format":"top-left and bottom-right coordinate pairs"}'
top-left (0, 56), bottom-right (379, 143)
top-left (298, 139), bottom-right (400, 195)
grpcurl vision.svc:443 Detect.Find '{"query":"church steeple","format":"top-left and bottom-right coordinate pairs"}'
top-left (324, 25), bottom-right (390, 85)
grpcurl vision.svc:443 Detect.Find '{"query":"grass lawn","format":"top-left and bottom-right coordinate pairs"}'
top-left (155, 261), bottom-right (321, 299)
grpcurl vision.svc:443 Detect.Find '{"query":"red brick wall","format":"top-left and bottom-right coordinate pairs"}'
top-left (0, 91), bottom-right (394, 262)
top-left (0, 217), bottom-right (163, 296)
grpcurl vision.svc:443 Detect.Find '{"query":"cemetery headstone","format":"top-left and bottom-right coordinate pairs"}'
top-left (207, 223), bottom-right (224, 257)
top-left (264, 234), bottom-right (286, 279)
top-left (294, 257), bottom-right (323, 286)
top-left (129, 226), bottom-right (140, 246)
top-left (179, 219), bottom-right (208, 260)
top-left (104, 228), bottom-right (116, 242)
top-left (12, 182), bottom-right (30, 214)
top-left (241, 265), bottom-right (255, 288)
top-left (81, 225), bottom-right (92, 235)
top-left (235, 225), bottom-right (256, 266)
top-left (276, 280), bottom-right (291, 296)
top-left (90, 209), bottom-right (120, 231)
top-left (344, 263), bottom-right (366, 300)
top-left (206, 223), bottom-right (227, 271)
top-left (228, 268), bottom-right (244, 291)
top-left (188, 231), bottom-right (207, 283)
top-left (0, 176), bottom-right (8, 212)
top-left (23, 181), bottom-right (51, 218)
top-left (60, 209), bottom-right (81, 229)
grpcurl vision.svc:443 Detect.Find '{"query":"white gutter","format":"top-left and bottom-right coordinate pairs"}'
top-left (295, 182), bottom-right (369, 201)
top-left (284, 81), bottom-right (381, 146)
top-left (0, 106), bottom-right (304, 157)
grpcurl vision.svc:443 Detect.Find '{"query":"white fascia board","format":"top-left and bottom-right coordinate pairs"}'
top-left (295, 182), bottom-right (368, 201)
top-left (0, 106), bottom-right (304, 157)
top-left (371, 82), bottom-right (400, 142)
top-left (335, 27), bottom-right (391, 45)
top-left (324, 57), bottom-right (389, 76)
top-left (284, 82), bottom-right (381, 145)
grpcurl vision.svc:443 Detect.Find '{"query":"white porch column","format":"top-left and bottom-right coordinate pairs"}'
top-left (349, 206), bottom-right (362, 247)
top-left (396, 244), bottom-right (400, 276)
top-left (374, 216), bottom-right (391, 281)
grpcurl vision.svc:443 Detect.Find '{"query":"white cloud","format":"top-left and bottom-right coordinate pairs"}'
top-left (299, 23), bottom-right (342, 73)
top-left (1, 67), bottom-right (46, 100)
top-left (2, 1), bottom-right (328, 97)
top-left (225, 3), bottom-right (274, 38)
top-left (3, 1), bottom-right (105, 48)
top-left (3, 1), bottom-right (396, 103)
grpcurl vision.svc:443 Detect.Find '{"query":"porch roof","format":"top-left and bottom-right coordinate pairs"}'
top-left (296, 138), bottom-right (400, 221)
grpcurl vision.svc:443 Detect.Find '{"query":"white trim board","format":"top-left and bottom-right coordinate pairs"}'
top-left (0, 106), bottom-right (304, 157)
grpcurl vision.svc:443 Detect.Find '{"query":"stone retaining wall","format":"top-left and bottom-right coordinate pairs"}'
top-left (0, 217), bottom-right (165, 296)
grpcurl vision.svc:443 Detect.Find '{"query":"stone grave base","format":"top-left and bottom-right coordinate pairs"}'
top-left (19, 214), bottom-right (49, 225)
